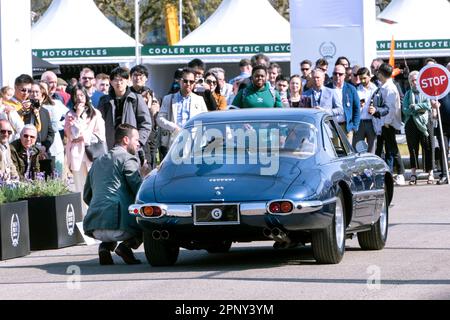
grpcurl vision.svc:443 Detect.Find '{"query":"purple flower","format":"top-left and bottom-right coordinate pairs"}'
top-left (35, 172), bottom-right (46, 182)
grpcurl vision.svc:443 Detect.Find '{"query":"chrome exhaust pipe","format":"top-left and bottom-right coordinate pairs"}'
top-left (271, 228), bottom-right (291, 247)
top-left (160, 230), bottom-right (170, 240)
top-left (263, 228), bottom-right (273, 238)
top-left (271, 227), bottom-right (280, 237)
top-left (152, 230), bottom-right (161, 240)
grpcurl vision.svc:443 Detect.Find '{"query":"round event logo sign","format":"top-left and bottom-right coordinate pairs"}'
top-left (319, 41), bottom-right (336, 60)
top-left (417, 64), bottom-right (450, 100)
top-left (10, 214), bottom-right (20, 247)
top-left (66, 204), bottom-right (75, 236)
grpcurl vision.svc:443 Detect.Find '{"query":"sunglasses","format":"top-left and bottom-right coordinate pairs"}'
top-left (23, 134), bottom-right (36, 139)
top-left (182, 79), bottom-right (195, 85)
top-left (333, 72), bottom-right (345, 76)
top-left (82, 77), bottom-right (94, 80)
top-left (0, 129), bottom-right (12, 135)
top-left (20, 88), bottom-right (31, 93)
top-left (301, 68), bottom-right (310, 71)
top-left (206, 79), bottom-right (217, 85)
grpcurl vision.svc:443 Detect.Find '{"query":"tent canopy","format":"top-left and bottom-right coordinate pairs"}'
top-left (143, 0), bottom-right (291, 64)
top-left (32, 55), bottom-right (61, 77)
top-left (32, 0), bottom-right (138, 64)
top-left (177, 0), bottom-right (290, 45)
top-left (376, 0), bottom-right (450, 58)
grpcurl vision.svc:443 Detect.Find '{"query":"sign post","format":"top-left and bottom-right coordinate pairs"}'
top-left (417, 64), bottom-right (450, 184)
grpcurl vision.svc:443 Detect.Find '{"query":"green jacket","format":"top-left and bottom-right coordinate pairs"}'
top-left (402, 90), bottom-right (431, 136)
top-left (9, 139), bottom-right (40, 180)
top-left (232, 82), bottom-right (282, 108)
top-left (83, 146), bottom-right (142, 237)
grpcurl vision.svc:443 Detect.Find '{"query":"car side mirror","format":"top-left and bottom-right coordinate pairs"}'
top-left (355, 140), bottom-right (368, 153)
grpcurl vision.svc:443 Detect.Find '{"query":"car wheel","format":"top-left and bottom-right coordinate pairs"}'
top-left (311, 187), bottom-right (346, 264)
top-left (143, 231), bottom-right (179, 266)
top-left (357, 188), bottom-right (389, 250)
top-left (206, 241), bottom-right (232, 253)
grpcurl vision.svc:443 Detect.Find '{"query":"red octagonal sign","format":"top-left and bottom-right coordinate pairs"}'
top-left (417, 64), bottom-right (450, 100)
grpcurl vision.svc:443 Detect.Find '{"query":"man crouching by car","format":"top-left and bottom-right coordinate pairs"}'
top-left (83, 123), bottom-right (143, 265)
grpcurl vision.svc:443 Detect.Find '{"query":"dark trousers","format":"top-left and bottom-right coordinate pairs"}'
top-left (143, 129), bottom-right (159, 169)
top-left (435, 125), bottom-right (450, 178)
top-left (405, 119), bottom-right (434, 171)
top-left (353, 119), bottom-right (377, 153)
top-left (377, 126), bottom-right (404, 174)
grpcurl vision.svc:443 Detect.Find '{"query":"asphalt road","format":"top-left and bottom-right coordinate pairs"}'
top-left (1, 183), bottom-right (450, 300)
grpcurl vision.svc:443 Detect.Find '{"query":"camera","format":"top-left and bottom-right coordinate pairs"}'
top-left (30, 99), bottom-right (40, 110)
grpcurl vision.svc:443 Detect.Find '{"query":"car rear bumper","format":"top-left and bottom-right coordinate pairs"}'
top-left (132, 198), bottom-right (336, 241)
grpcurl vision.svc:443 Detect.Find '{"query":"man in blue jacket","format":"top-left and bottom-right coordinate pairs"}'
top-left (327, 64), bottom-right (361, 143)
top-left (302, 69), bottom-right (343, 117)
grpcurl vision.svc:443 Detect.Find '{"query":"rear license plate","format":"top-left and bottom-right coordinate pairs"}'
top-left (193, 204), bottom-right (240, 225)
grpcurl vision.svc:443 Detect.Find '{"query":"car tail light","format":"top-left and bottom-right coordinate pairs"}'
top-left (268, 201), bottom-right (293, 214)
top-left (269, 202), bottom-right (281, 213)
top-left (142, 206), bottom-right (162, 217)
top-left (280, 201), bottom-right (293, 213)
top-left (133, 208), bottom-right (140, 215)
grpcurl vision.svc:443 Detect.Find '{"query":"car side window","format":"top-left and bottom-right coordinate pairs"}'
top-left (323, 119), bottom-right (348, 158)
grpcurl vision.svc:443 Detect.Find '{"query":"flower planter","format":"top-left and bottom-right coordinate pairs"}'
top-left (0, 201), bottom-right (30, 260)
top-left (27, 192), bottom-right (82, 250)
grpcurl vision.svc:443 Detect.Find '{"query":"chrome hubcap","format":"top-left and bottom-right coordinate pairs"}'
top-left (335, 197), bottom-right (345, 251)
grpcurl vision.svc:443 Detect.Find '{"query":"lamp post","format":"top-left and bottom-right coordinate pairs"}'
top-left (135, 0), bottom-right (141, 65)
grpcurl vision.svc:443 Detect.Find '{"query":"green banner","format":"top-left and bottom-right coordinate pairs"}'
top-left (33, 44), bottom-right (291, 59)
top-left (377, 39), bottom-right (450, 51)
top-left (142, 44), bottom-right (291, 56)
top-left (32, 47), bottom-right (135, 58)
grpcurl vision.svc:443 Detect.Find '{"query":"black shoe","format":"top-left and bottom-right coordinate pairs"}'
top-left (98, 242), bottom-right (117, 265)
top-left (437, 176), bottom-right (448, 185)
top-left (115, 243), bottom-right (141, 265)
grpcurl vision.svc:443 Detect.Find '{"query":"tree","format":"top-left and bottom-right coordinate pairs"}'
top-left (34, 0), bottom-right (431, 44)
top-left (270, 0), bottom-right (289, 20)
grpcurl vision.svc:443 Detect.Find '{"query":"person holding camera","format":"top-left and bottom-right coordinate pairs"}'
top-left (187, 59), bottom-right (218, 111)
top-left (19, 82), bottom-right (55, 173)
top-left (31, 82), bottom-right (68, 177)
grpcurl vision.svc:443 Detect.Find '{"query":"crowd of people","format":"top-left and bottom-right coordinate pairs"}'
top-left (0, 52), bottom-right (449, 264)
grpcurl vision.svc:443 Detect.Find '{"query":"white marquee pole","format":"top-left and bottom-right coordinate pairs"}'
top-left (135, 0), bottom-right (141, 65)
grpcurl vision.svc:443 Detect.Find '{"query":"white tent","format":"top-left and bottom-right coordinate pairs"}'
top-left (32, 0), bottom-right (138, 65)
top-left (178, 0), bottom-right (290, 46)
top-left (144, 0), bottom-right (291, 97)
top-left (142, 0), bottom-right (291, 65)
top-left (376, 0), bottom-right (450, 58)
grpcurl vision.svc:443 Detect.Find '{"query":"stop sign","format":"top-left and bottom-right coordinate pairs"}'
top-left (417, 64), bottom-right (450, 100)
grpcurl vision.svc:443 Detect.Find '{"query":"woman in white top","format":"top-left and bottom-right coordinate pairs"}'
top-left (65, 84), bottom-right (106, 206)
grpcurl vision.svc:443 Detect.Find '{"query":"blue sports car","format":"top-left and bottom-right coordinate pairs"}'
top-left (129, 108), bottom-right (394, 265)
